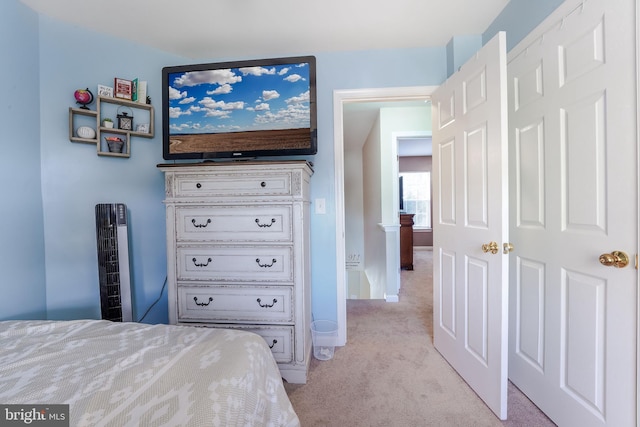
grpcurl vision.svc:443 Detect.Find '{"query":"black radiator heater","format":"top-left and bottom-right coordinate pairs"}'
top-left (95, 203), bottom-right (133, 322)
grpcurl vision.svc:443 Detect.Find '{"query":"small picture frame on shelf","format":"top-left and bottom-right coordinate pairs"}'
top-left (135, 123), bottom-right (150, 134)
top-left (97, 84), bottom-right (113, 97)
top-left (114, 78), bottom-right (133, 100)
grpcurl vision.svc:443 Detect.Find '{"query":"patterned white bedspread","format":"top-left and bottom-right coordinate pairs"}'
top-left (0, 319), bottom-right (300, 427)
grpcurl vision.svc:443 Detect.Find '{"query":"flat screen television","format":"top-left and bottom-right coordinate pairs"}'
top-left (162, 55), bottom-right (317, 160)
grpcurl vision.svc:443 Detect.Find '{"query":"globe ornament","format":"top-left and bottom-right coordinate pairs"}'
top-left (74, 88), bottom-right (94, 110)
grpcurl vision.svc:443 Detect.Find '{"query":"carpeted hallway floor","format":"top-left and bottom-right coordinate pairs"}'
top-left (284, 247), bottom-right (556, 426)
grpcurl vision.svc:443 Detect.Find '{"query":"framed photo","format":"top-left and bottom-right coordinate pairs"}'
top-left (135, 123), bottom-right (150, 134)
top-left (114, 78), bottom-right (133, 100)
top-left (97, 84), bottom-right (113, 97)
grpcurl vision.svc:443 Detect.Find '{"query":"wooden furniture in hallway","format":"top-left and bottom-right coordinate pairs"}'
top-left (400, 213), bottom-right (414, 270)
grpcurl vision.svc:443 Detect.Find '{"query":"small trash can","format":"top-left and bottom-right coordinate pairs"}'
top-left (311, 320), bottom-right (338, 360)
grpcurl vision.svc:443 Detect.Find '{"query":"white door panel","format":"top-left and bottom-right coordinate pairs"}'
top-left (433, 31), bottom-right (509, 419)
top-left (439, 249), bottom-right (456, 336)
top-left (508, 0), bottom-right (637, 425)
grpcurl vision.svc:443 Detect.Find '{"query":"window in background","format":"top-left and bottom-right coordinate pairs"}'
top-left (399, 172), bottom-right (431, 228)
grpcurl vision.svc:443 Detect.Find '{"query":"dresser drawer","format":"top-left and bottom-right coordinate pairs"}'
top-left (244, 326), bottom-right (294, 363)
top-left (173, 172), bottom-right (292, 198)
top-left (177, 285), bottom-right (293, 323)
top-left (178, 324), bottom-right (294, 364)
top-left (176, 205), bottom-right (292, 242)
top-left (177, 246), bottom-right (292, 282)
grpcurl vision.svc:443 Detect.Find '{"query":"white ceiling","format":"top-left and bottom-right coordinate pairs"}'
top-left (20, 0), bottom-right (509, 60)
top-left (21, 0), bottom-right (509, 157)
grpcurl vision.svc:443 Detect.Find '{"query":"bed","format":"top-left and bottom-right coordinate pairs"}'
top-left (0, 319), bottom-right (300, 427)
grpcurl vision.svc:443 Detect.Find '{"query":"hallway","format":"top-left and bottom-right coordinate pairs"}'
top-left (285, 247), bottom-right (556, 426)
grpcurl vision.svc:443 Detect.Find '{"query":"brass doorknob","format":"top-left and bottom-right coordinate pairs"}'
top-left (482, 241), bottom-right (499, 255)
top-left (599, 251), bottom-right (629, 268)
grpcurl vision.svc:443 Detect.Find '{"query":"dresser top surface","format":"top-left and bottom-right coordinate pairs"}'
top-left (157, 160), bottom-right (313, 173)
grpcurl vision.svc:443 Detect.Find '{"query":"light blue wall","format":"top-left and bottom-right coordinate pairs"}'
top-left (0, 1), bottom-right (46, 320)
top-left (37, 16), bottom-right (182, 322)
top-left (483, 0), bottom-right (565, 51)
top-left (446, 35), bottom-right (482, 77)
top-left (3, 0), bottom-right (564, 325)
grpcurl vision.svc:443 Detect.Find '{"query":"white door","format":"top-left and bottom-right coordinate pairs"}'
top-left (507, 0), bottom-right (637, 425)
top-left (432, 31), bottom-right (509, 419)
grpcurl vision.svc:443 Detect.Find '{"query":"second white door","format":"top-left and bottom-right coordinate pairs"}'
top-left (507, 0), bottom-right (638, 425)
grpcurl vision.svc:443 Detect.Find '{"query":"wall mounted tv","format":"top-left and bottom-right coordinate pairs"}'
top-left (162, 55), bottom-right (317, 160)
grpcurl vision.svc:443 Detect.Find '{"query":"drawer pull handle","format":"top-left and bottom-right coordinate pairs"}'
top-left (192, 218), bottom-right (212, 228)
top-left (256, 258), bottom-right (277, 268)
top-left (268, 339), bottom-right (278, 349)
top-left (196, 183), bottom-right (202, 189)
top-left (192, 257), bottom-right (212, 267)
top-left (255, 218), bottom-right (276, 228)
top-left (194, 296), bottom-right (213, 306)
top-left (257, 298), bottom-right (278, 308)
top-left (260, 181), bottom-right (266, 188)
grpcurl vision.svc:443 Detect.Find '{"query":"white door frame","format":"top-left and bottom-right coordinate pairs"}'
top-left (333, 86), bottom-right (436, 345)
top-left (636, 1), bottom-right (640, 421)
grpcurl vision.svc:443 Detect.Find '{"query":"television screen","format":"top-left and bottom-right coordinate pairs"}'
top-left (162, 55), bottom-right (317, 160)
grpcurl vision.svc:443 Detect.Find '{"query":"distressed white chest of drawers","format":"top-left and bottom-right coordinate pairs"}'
top-left (158, 161), bottom-right (313, 383)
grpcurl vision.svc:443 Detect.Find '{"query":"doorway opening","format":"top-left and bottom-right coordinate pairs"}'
top-left (333, 86), bottom-right (437, 345)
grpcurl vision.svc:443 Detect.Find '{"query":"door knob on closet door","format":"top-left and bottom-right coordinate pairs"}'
top-left (598, 251), bottom-right (629, 268)
top-left (482, 241), bottom-right (499, 255)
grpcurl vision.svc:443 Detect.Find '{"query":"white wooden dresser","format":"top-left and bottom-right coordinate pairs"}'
top-left (158, 161), bottom-right (313, 383)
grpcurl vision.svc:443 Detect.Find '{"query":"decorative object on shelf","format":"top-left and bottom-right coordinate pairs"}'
top-left (76, 126), bottom-right (96, 139)
top-left (97, 84), bottom-right (113, 97)
top-left (105, 137), bottom-right (124, 153)
top-left (102, 118), bottom-right (114, 128)
top-left (138, 81), bottom-right (148, 104)
top-left (135, 123), bottom-right (149, 134)
top-left (117, 106), bottom-right (133, 130)
top-left (135, 80), bottom-right (147, 104)
top-left (114, 78), bottom-right (133, 100)
top-left (132, 78), bottom-right (139, 102)
top-left (74, 88), bottom-right (94, 110)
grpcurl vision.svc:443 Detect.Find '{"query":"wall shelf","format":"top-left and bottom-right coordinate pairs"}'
top-left (68, 108), bottom-right (98, 144)
top-left (69, 96), bottom-right (154, 158)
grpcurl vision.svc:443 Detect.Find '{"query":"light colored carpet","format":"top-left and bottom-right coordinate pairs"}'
top-left (284, 247), bottom-right (556, 427)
